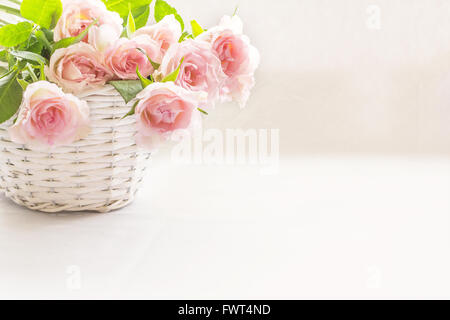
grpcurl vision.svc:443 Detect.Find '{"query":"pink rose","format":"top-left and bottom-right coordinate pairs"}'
top-left (197, 15), bottom-right (260, 107)
top-left (133, 14), bottom-right (182, 55)
top-left (105, 35), bottom-right (163, 80)
top-left (45, 42), bottom-right (114, 94)
top-left (134, 82), bottom-right (202, 150)
top-left (157, 39), bottom-right (227, 107)
top-left (8, 81), bottom-right (90, 148)
top-left (54, 0), bottom-right (123, 51)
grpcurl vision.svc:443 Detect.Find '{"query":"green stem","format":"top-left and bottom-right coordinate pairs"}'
top-left (0, 4), bottom-right (21, 17)
top-left (39, 64), bottom-right (46, 80)
top-left (26, 64), bottom-right (38, 82)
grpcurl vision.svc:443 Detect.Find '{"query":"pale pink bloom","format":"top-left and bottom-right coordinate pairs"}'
top-left (45, 42), bottom-right (114, 94)
top-left (8, 81), bottom-right (90, 148)
top-left (197, 15), bottom-right (260, 107)
top-left (134, 82), bottom-right (203, 150)
top-left (105, 35), bottom-right (163, 80)
top-left (157, 39), bottom-right (227, 107)
top-left (133, 14), bottom-right (182, 55)
top-left (54, 0), bottom-right (123, 51)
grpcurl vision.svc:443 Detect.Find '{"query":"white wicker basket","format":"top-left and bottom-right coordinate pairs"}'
top-left (0, 85), bottom-right (151, 213)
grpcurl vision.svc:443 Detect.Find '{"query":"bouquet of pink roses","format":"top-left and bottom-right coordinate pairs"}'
top-left (0, 0), bottom-right (258, 213)
top-left (0, 0), bottom-right (259, 149)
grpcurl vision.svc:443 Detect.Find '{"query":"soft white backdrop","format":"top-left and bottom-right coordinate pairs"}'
top-left (1, 0), bottom-right (450, 299)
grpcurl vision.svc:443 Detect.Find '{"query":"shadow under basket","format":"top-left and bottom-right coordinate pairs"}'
top-left (0, 85), bottom-right (151, 213)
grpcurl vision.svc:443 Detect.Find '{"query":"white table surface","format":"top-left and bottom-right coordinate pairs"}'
top-left (1, 0), bottom-right (450, 299)
top-left (1, 155), bottom-right (450, 299)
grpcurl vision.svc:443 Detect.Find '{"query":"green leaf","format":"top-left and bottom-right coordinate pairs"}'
top-left (26, 39), bottom-right (44, 55)
top-left (103, 0), bottom-right (152, 18)
top-left (9, 51), bottom-right (48, 65)
top-left (20, 0), bottom-right (63, 29)
top-left (0, 50), bottom-right (8, 63)
top-left (179, 31), bottom-right (193, 42)
top-left (136, 47), bottom-right (160, 70)
top-left (17, 34), bottom-right (45, 55)
top-left (150, 60), bottom-right (160, 71)
top-left (0, 66), bottom-right (7, 76)
top-left (197, 108), bottom-right (208, 115)
top-left (52, 20), bottom-right (97, 52)
top-left (7, 52), bottom-right (17, 69)
top-left (0, 22), bottom-right (33, 47)
top-left (136, 66), bottom-right (152, 88)
top-left (109, 80), bottom-right (143, 103)
top-left (35, 30), bottom-right (52, 52)
top-left (162, 57), bottom-right (184, 83)
top-left (154, 0), bottom-right (184, 31)
top-left (7, 59), bottom-right (27, 72)
top-left (126, 5), bottom-right (136, 38)
top-left (41, 29), bottom-right (54, 42)
top-left (122, 100), bottom-right (139, 119)
top-left (0, 69), bottom-right (13, 80)
top-left (134, 5), bottom-right (150, 29)
top-left (17, 78), bottom-right (30, 90)
top-left (0, 69), bottom-right (23, 124)
top-left (190, 20), bottom-right (204, 38)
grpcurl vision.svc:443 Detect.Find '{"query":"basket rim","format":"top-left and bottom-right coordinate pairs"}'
top-left (75, 84), bottom-right (120, 98)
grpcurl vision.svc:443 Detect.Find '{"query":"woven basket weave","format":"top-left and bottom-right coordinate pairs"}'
top-left (0, 85), bottom-right (151, 213)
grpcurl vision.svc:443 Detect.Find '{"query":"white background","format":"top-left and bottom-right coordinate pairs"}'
top-left (1, 0), bottom-right (450, 299)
